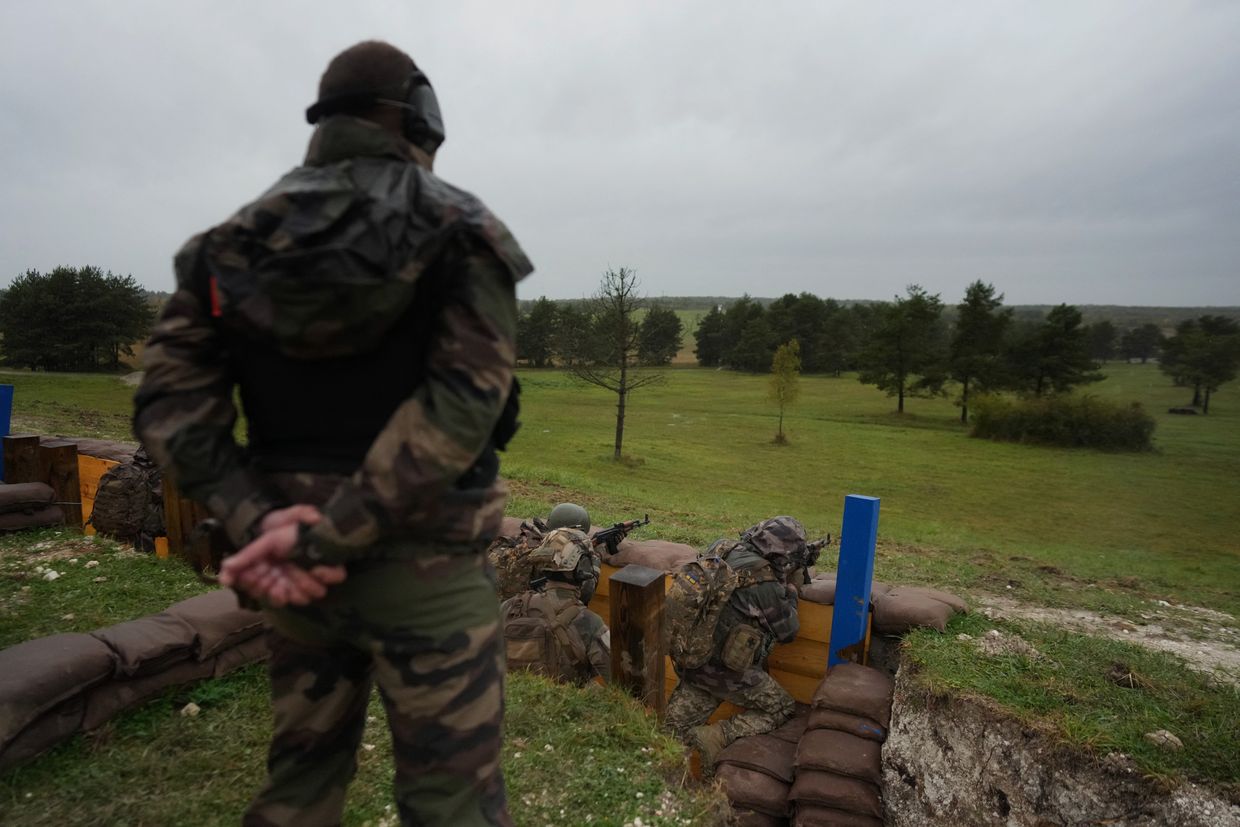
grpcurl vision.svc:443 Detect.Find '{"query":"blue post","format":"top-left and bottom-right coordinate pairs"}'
top-left (827, 494), bottom-right (880, 666)
top-left (0, 384), bottom-right (11, 482)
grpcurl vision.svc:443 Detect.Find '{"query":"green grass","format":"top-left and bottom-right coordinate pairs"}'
top-left (0, 668), bottom-right (722, 826)
top-left (0, 360), bottom-right (1237, 802)
top-left (905, 614), bottom-right (1240, 788)
top-left (505, 363), bottom-right (1240, 619)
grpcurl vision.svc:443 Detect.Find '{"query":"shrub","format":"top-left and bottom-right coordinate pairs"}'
top-left (969, 394), bottom-right (1155, 451)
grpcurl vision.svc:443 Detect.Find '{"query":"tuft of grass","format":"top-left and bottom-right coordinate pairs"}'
top-left (905, 614), bottom-right (1240, 787)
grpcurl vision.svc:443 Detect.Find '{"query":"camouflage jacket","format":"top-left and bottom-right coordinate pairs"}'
top-left (486, 518), bottom-right (547, 600)
top-left (712, 544), bottom-right (800, 668)
top-left (134, 115), bottom-right (532, 563)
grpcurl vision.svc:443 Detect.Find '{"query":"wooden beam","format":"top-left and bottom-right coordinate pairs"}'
top-left (608, 563), bottom-right (667, 718)
top-left (3, 434), bottom-right (41, 484)
top-left (162, 476), bottom-right (185, 558)
top-left (37, 440), bottom-right (82, 529)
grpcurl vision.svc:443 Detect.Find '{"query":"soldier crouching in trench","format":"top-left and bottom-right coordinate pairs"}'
top-left (134, 41), bottom-right (531, 826)
top-left (664, 516), bottom-right (807, 774)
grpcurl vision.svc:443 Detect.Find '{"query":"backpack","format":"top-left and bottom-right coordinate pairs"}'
top-left (664, 550), bottom-right (773, 670)
top-left (487, 519), bottom-right (547, 600)
top-left (503, 592), bottom-right (590, 684)
top-left (88, 464), bottom-right (148, 541)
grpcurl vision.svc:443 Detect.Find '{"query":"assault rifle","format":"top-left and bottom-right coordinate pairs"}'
top-left (591, 514), bottom-right (650, 556)
top-left (796, 534), bottom-right (832, 584)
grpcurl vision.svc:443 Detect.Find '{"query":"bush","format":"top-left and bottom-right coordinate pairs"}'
top-left (969, 394), bottom-right (1156, 451)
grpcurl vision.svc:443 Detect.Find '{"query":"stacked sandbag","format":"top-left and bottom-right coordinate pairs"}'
top-left (872, 586), bottom-right (967, 634)
top-left (716, 708), bottom-right (808, 825)
top-left (602, 539), bottom-right (697, 571)
top-left (789, 663), bottom-right (893, 827)
top-left (0, 633), bottom-right (116, 770)
top-left (0, 482), bottom-right (63, 531)
top-left (798, 574), bottom-right (891, 607)
top-left (0, 590), bottom-right (264, 771)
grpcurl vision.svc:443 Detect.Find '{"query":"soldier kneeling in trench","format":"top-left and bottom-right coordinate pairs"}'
top-left (500, 526), bottom-right (611, 684)
top-left (488, 502), bottom-right (597, 601)
top-left (665, 516), bottom-right (807, 772)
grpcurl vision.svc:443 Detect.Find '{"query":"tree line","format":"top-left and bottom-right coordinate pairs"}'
top-left (0, 266), bottom-right (155, 372)
top-left (517, 293), bottom-right (683, 369)
top-left (686, 283), bottom-right (1238, 418)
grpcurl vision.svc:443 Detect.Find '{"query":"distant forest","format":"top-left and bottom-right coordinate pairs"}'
top-left (520, 295), bottom-right (1240, 331)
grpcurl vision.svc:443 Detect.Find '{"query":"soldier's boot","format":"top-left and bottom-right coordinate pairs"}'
top-left (691, 723), bottom-right (729, 777)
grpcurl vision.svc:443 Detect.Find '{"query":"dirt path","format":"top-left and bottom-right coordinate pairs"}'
top-left (976, 593), bottom-right (1240, 684)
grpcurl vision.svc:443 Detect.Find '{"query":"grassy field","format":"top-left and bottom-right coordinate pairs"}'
top-left (0, 360), bottom-right (1237, 809)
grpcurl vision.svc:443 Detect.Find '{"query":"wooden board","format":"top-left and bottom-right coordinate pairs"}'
top-left (78, 455), bottom-right (120, 534)
top-left (590, 563), bottom-right (865, 709)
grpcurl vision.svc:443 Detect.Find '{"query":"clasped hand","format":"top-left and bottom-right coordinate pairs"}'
top-left (218, 505), bottom-right (347, 607)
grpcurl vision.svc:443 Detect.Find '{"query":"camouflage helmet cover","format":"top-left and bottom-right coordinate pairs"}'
top-left (741, 516), bottom-right (808, 560)
top-left (547, 502), bottom-right (591, 533)
top-left (527, 528), bottom-right (593, 577)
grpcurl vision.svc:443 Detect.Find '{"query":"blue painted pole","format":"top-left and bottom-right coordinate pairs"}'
top-left (0, 384), bottom-right (11, 482)
top-left (827, 494), bottom-right (880, 666)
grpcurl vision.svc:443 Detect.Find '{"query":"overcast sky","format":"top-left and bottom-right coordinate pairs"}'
top-left (2, 1), bottom-right (1237, 306)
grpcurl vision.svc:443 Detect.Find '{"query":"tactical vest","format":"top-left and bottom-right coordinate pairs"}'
top-left (191, 144), bottom-right (530, 476)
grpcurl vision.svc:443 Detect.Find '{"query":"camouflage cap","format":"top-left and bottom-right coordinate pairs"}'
top-left (741, 516), bottom-right (807, 559)
top-left (527, 528), bottom-right (593, 575)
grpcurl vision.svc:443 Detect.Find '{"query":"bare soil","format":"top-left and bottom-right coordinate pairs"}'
top-left (976, 594), bottom-right (1240, 684)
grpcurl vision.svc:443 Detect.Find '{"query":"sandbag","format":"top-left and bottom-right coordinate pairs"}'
top-left (498, 515), bottom-right (524, 540)
top-left (91, 613), bottom-right (198, 678)
top-left (0, 633), bottom-right (115, 749)
top-left (795, 729), bottom-right (883, 785)
top-left (769, 710), bottom-right (810, 744)
top-left (0, 695), bottom-right (87, 772)
top-left (0, 505), bottom-right (64, 531)
top-left (810, 664), bottom-right (894, 728)
top-left (164, 590), bottom-right (263, 660)
top-left (733, 808), bottom-right (787, 827)
top-left (788, 771), bottom-right (881, 819)
top-left (0, 482), bottom-right (54, 514)
top-left (793, 803), bottom-right (883, 827)
top-left (717, 734), bottom-right (798, 783)
top-left (801, 576), bottom-right (891, 606)
top-left (872, 587), bottom-right (965, 634)
top-left (212, 633), bottom-right (269, 678)
top-left (717, 764), bottom-right (792, 818)
top-left (605, 539), bottom-right (697, 571)
top-left (68, 438), bottom-right (138, 464)
top-left (82, 659), bottom-right (214, 731)
top-left (805, 707), bottom-right (886, 742)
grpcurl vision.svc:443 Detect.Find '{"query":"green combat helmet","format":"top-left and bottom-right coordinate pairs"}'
top-left (547, 502), bottom-right (591, 533)
top-left (528, 528), bottom-right (600, 602)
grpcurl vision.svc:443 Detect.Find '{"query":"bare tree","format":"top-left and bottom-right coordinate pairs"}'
top-left (570, 267), bottom-right (664, 459)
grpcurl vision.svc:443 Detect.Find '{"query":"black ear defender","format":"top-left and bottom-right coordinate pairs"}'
top-left (305, 68), bottom-right (445, 155)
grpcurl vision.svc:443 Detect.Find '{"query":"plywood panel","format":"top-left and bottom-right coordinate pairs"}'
top-left (77, 455), bottom-right (119, 533)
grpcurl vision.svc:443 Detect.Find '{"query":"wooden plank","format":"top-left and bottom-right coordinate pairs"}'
top-left (162, 477), bottom-right (185, 557)
top-left (77, 455), bottom-right (120, 534)
top-left (768, 636), bottom-right (832, 678)
top-left (3, 434), bottom-right (41, 484)
top-left (609, 564), bottom-right (667, 718)
top-left (37, 440), bottom-right (82, 528)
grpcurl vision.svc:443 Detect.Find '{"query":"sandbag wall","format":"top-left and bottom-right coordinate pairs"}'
top-left (0, 482), bottom-right (63, 531)
top-left (0, 590), bottom-right (265, 771)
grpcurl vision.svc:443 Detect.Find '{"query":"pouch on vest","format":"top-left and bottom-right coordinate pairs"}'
top-left (720, 623), bottom-right (764, 672)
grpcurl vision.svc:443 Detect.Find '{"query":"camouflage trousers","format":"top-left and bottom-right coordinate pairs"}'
top-left (664, 664), bottom-right (796, 747)
top-left (243, 551), bottom-right (511, 827)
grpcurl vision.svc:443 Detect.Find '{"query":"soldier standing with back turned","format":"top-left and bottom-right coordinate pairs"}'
top-left (134, 41), bottom-right (531, 826)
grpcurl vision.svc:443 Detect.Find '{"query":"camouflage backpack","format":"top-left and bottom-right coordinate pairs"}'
top-left (502, 592), bottom-right (590, 684)
top-left (664, 543), bottom-right (772, 670)
top-left (88, 453), bottom-right (162, 549)
top-left (487, 518), bottom-right (547, 600)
